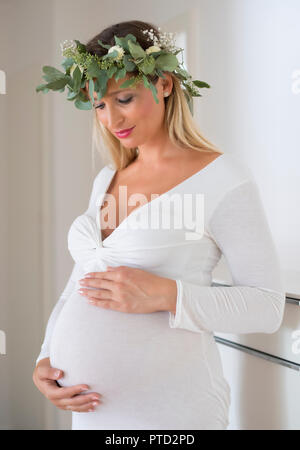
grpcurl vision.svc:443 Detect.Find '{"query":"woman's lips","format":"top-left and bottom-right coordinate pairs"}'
top-left (115, 126), bottom-right (135, 138)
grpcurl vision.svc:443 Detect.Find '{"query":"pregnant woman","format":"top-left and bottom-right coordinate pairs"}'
top-left (32, 20), bottom-right (286, 430)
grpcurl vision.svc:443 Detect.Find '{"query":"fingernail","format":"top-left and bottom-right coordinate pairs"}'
top-left (81, 387), bottom-right (89, 392)
top-left (54, 370), bottom-right (60, 377)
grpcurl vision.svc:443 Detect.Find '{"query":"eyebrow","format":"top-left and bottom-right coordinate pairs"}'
top-left (93, 89), bottom-right (132, 101)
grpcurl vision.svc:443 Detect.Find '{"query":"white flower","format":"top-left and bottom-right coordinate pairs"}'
top-left (108, 45), bottom-right (125, 61)
top-left (70, 63), bottom-right (84, 77)
top-left (145, 45), bottom-right (161, 55)
top-left (60, 39), bottom-right (77, 56)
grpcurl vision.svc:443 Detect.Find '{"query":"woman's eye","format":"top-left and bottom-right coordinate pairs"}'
top-left (95, 96), bottom-right (133, 110)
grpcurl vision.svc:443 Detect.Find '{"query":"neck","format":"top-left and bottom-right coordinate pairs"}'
top-left (135, 126), bottom-right (185, 167)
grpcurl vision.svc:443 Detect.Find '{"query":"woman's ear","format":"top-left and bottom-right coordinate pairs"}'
top-left (161, 72), bottom-right (173, 95)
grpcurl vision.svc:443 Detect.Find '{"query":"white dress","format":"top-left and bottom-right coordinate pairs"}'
top-left (35, 152), bottom-right (285, 430)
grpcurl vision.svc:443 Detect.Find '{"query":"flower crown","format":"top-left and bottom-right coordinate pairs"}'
top-left (36, 27), bottom-right (210, 115)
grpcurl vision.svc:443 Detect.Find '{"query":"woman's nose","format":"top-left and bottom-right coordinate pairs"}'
top-left (106, 106), bottom-right (124, 131)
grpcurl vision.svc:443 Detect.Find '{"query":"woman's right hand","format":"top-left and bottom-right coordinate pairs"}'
top-left (32, 357), bottom-right (102, 412)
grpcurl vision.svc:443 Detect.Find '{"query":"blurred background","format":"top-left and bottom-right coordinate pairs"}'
top-left (0, 0), bottom-right (299, 430)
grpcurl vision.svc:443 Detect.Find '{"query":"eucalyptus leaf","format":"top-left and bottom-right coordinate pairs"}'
top-left (107, 65), bottom-right (118, 79)
top-left (35, 83), bottom-right (49, 93)
top-left (119, 77), bottom-right (136, 89)
top-left (67, 90), bottom-right (79, 100)
top-left (149, 81), bottom-right (159, 104)
top-left (97, 39), bottom-right (111, 50)
top-left (42, 65), bottom-right (66, 83)
top-left (123, 54), bottom-right (136, 72)
top-left (89, 78), bottom-right (95, 107)
top-left (61, 58), bottom-right (74, 72)
top-left (115, 67), bottom-right (126, 81)
top-left (75, 98), bottom-right (92, 110)
top-left (72, 65), bottom-right (82, 93)
top-left (192, 80), bottom-right (210, 89)
top-left (102, 50), bottom-right (119, 61)
top-left (139, 57), bottom-right (155, 75)
top-left (155, 54), bottom-right (178, 72)
top-left (87, 60), bottom-right (101, 79)
top-left (44, 77), bottom-right (69, 90)
top-left (128, 40), bottom-right (146, 59)
top-left (176, 67), bottom-right (190, 79)
top-left (142, 74), bottom-right (150, 89)
top-left (114, 34), bottom-right (137, 53)
top-left (97, 70), bottom-right (108, 97)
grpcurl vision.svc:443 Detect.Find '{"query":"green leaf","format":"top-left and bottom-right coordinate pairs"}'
top-left (139, 56), bottom-right (155, 75)
top-left (115, 67), bottom-right (126, 81)
top-left (114, 34), bottom-right (137, 53)
top-left (98, 39), bottom-right (111, 50)
top-left (102, 50), bottom-right (118, 61)
top-left (155, 54), bottom-right (178, 72)
top-left (72, 65), bottom-right (82, 93)
top-left (97, 70), bottom-right (108, 97)
top-left (44, 77), bottom-right (69, 90)
top-left (107, 65), bottom-right (118, 79)
top-left (89, 78), bottom-right (95, 107)
top-left (192, 80), bottom-right (210, 89)
top-left (35, 83), bottom-right (49, 93)
top-left (74, 39), bottom-right (86, 53)
top-left (128, 40), bottom-right (146, 59)
top-left (67, 90), bottom-right (79, 100)
top-left (75, 98), bottom-right (92, 110)
top-left (123, 54), bottom-right (136, 72)
top-left (175, 67), bottom-right (190, 80)
top-left (119, 77), bottom-right (136, 89)
top-left (149, 81), bottom-right (159, 104)
top-left (86, 60), bottom-right (101, 78)
top-left (61, 58), bottom-right (74, 72)
top-left (142, 74), bottom-right (150, 89)
top-left (42, 66), bottom-right (66, 83)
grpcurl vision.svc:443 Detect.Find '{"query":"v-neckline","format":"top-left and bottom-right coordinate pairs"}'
top-left (97, 152), bottom-right (224, 245)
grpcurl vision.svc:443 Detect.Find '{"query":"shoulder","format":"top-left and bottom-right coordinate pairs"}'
top-left (204, 151), bottom-right (254, 192)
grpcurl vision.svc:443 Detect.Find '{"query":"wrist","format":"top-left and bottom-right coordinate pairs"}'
top-left (159, 278), bottom-right (177, 314)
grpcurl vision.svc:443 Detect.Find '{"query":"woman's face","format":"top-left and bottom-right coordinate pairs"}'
top-left (85, 73), bottom-right (173, 147)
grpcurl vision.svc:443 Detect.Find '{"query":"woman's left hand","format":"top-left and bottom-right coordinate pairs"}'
top-left (78, 266), bottom-right (177, 314)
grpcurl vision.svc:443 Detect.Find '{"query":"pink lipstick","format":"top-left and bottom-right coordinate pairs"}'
top-left (115, 126), bottom-right (135, 139)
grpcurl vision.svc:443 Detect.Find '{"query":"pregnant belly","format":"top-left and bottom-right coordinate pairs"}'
top-left (49, 291), bottom-right (217, 401)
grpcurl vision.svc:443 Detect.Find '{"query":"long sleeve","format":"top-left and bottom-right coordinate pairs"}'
top-left (35, 170), bottom-right (103, 366)
top-left (169, 179), bottom-right (286, 335)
